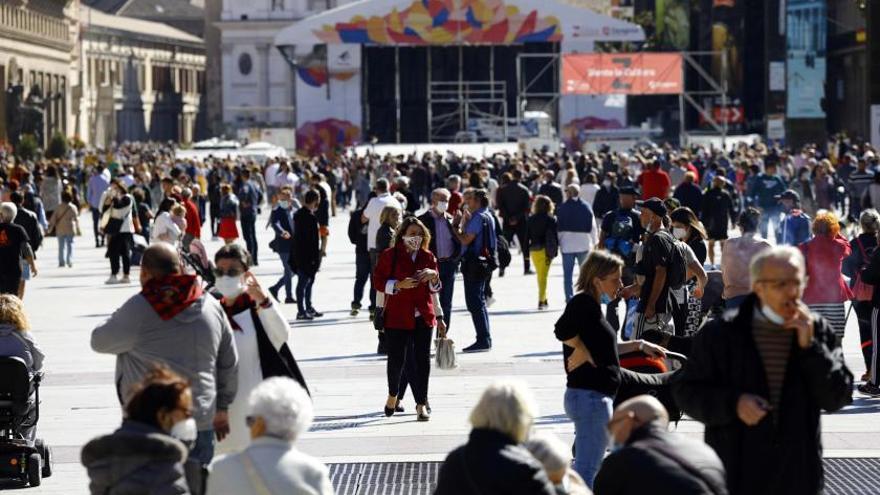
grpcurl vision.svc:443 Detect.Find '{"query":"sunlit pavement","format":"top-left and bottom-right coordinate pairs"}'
top-left (19, 208), bottom-right (880, 493)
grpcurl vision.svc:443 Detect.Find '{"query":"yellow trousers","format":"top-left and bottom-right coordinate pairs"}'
top-left (531, 249), bottom-right (551, 303)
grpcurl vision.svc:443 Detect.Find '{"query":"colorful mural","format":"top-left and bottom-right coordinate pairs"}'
top-left (296, 67), bottom-right (358, 88)
top-left (296, 118), bottom-right (362, 156)
top-left (313, 0), bottom-right (562, 45)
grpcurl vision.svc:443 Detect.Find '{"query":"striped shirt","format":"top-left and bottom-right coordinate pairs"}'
top-left (752, 309), bottom-right (794, 412)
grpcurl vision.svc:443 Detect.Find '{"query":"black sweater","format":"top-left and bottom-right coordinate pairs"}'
top-left (554, 292), bottom-right (620, 397)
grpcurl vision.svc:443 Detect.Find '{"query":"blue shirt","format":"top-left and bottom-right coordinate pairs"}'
top-left (87, 173), bottom-right (110, 209)
top-left (465, 208), bottom-right (496, 256)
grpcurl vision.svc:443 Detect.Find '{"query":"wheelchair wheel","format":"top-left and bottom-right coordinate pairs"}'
top-left (36, 440), bottom-right (52, 478)
top-left (27, 453), bottom-right (41, 487)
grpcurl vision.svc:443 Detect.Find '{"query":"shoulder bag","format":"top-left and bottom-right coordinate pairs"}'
top-left (852, 238), bottom-right (874, 301)
top-left (461, 214), bottom-right (497, 281)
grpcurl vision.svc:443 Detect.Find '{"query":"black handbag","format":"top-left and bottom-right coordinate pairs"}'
top-left (461, 214), bottom-right (497, 281)
top-left (104, 217), bottom-right (123, 236)
top-left (373, 248), bottom-right (398, 331)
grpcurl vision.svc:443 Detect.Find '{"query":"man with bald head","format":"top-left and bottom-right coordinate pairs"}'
top-left (674, 246), bottom-right (852, 494)
top-left (92, 243), bottom-right (238, 492)
top-left (594, 395), bottom-right (727, 494)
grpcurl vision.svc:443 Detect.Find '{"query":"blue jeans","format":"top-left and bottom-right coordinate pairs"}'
top-left (724, 294), bottom-right (748, 310)
top-left (296, 270), bottom-right (315, 314)
top-left (564, 388), bottom-right (613, 488)
top-left (272, 251), bottom-right (295, 299)
top-left (562, 251), bottom-right (588, 303)
top-left (438, 259), bottom-right (458, 328)
top-left (240, 215), bottom-right (258, 263)
top-left (353, 251), bottom-right (371, 307)
top-left (464, 277), bottom-right (490, 344)
top-left (189, 429), bottom-right (215, 466)
top-left (57, 235), bottom-right (73, 266)
top-left (759, 206), bottom-right (781, 239)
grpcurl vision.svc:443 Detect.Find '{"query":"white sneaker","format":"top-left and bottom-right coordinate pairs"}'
top-left (120, 276), bottom-right (131, 284)
top-left (486, 296), bottom-right (496, 307)
top-left (105, 275), bottom-right (118, 285)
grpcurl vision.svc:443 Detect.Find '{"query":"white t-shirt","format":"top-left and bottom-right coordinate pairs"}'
top-left (579, 183), bottom-right (600, 206)
top-left (264, 163), bottom-right (280, 188)
top-left (364, 193), bottom-right (402, 250)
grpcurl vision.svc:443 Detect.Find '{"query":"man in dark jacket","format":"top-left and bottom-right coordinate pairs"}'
top-left (496, 170), bottom-right (533, 274)
top-left (673, 246), bottom-right (853, 495)
top-left (234, 169), bottom-right (263, 265)
top-left (348, 203), bottom-right (371, 317)
top-left (595, 395), bottom-right (727, 495)
top-left (592, 172), bottom-right (620, 220)
top-left (418, 188), bottom-right (461, 329)
top-left (537, 171), bottom-right (564, 207)
top-left (268, 187), bottom-right (298, 304)
top-left (291, 190), bottom-right (322, 321)
top-left (10, 192), bottom-right (42, 255)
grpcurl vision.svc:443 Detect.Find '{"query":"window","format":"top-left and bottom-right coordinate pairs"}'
top-left (272, 0), bottom-right (284, 10)
top-left (238, 53), bottom-right (253, 76)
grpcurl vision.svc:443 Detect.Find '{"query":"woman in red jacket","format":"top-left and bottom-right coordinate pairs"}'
top-left (799, 210), bottom-right (852, 343)
top-left (374, 216), bottom-right (446, 421)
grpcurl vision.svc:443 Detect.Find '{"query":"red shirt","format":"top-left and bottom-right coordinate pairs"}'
top-left (448, 191), bottom-right (464, 216)
top-left (373, 244), bottom-right (439, 330)
top-left (183, 199), bottom-right (202, 238)
top-left (638, 169), bottom-right (672, 200)
top-left (800, 234), bottom-right (853, 304)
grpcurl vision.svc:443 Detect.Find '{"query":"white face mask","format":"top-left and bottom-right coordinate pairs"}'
top-left (673, 227), bottom-right (688, 240)
top-left (435, 201), bottom-right (449, 214)
top-left (761, 303), bottom-right (787, 326)
top-left (403, 235), bottom-right (423, 251)
top-left (215, 275), bottom-right (244, 299)
top-left (603, 180), bottom-right (612, 188)
top-left (278, 200), bottom-right (290, 209)
top-left (170, 418), bottom-right (198, 446)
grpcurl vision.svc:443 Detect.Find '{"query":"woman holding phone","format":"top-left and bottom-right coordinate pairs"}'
top-left (373, 216), bottom-right (445, 421)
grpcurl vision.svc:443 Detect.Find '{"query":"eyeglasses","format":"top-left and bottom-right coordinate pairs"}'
top-left (213, 268), bottom-right (244, 278)
top-left (756, 278), bottom-right (807, 291)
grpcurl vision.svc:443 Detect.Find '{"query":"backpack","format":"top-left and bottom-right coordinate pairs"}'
top-left (655, 231), bottom-right (688, 290)
top-left (604, 210), bottom-right (636, 256)
top-left (852, 238), bottom-right (876, 301)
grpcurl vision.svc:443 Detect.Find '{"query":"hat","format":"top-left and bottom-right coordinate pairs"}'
top-left (636, 197), bottom-right (667, 216)
top-left (619, 186), bottom-right (638, 196)
top-left (864, 151), bottom-right (876, 161)
top-left (775, 189), bottom-right (800, 202)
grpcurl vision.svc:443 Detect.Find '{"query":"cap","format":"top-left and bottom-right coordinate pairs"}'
top-left (864, 150), bottom-right (876, 161)
top-left (775, 189), bottom-right (800, 202)
top-left (619, 186), bottom-right (638, 196)
top-left (636, 197), bottom-right (667, 217)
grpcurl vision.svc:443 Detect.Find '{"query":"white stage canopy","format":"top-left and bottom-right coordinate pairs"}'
top-left (275, 0), bottom-right (644, 47)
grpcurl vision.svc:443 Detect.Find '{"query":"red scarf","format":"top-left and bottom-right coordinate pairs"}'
top-left (141, 275), bottom-right (203, 321)
top-left (221, 293), bottom-right (255, 331)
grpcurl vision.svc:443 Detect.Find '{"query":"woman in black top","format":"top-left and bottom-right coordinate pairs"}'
top-left (843, 209), bottom-right (880, 379)
top-left (290, 190), bottom-right (322, 321)
top-left (527, 195), bottom-right (558, 310)
top-left (554, 250), bottom-right (665, 489)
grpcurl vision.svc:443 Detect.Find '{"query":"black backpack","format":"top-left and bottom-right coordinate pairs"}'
top-left (656, 231), bottom-right (688, 289)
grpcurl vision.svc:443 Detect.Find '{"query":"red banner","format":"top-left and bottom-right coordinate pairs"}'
top-left (561, 53), bottom-right (684, 95)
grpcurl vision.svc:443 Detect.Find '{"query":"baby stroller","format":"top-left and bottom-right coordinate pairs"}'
top-left (0, 357), bottom-right (51, 487)
top-left (615, 351), bottom-right (688, 423)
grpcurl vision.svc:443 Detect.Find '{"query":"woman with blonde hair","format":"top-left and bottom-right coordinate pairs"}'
top-left (554, 250), bottom-right (665, 487)
top-left (800, 210), bottom-right (852, 342)
top-left (0, 294), bottom-right (43, 442)
top-left (527, 195), bottom-right (558, 310)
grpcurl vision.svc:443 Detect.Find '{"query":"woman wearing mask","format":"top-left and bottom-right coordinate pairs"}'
top-left (844, 209), bottom-right (880, 381)
top-left (217, 184), bottom-right (239, 245)
top-left (152, 198), bottom-right (183, 246)
top-left (212, 244), bottom-right (306, 454)
top-left (800, 210), bottom-right (852, 343)
top-left (290, 190), bottom-right (323, 321)
top-left (81, 367), bottom-right (195, 495)
top-left (373, 216), bottom-right (444, 422)
top-left (47, 191), bottom-right (80, 268)
top-left (670, 207), bottom-right (707, 265)
top-left (527, 195), bottom-right (558, 310)
top-left (102, 180), bottom-right (137, 285)
top-left (554, 250), bottom-right (665, 488)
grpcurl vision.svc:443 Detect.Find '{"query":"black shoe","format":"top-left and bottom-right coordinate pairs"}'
top-left (269, 286), bottom-right (280, 301)
top-left (416, 405), bottom-right (431, 422)
top-left (394, 399), bottom-right (405, 413)
top-left (426, 401), bottom-right (432, 414)
top-left (308, 308), bottom-right (324, 318)
top-left (377, 343), bottom-right (387, 355)
top-left (524, 268), bottom-right (535, 275)
top-left (284, 297), bottom-right (296, 304)
top-left (499, 268), bottom-right (505, 277)
top-left (296, 313), bottom-right (314, 321)
top-left (369, 309), bottom-right (376, 321)
top-left (858, 383), bottom-right (880, 397)
top-left (384, 405), bottom-right (395, 417)
top-left (463, 341), bottom-right (492, 353)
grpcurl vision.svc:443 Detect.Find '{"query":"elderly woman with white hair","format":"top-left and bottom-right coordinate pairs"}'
top-left (435, 381), bottom-right (556, 495)
top-left (0, 202), bottom-right (36, 297)
top-left (525, 434), bottom-right (592, 495)
top-left (206, 377), bottom-right (331, 495)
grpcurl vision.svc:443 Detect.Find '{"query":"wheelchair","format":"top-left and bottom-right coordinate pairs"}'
top-left (0, 357), bottom-right (51, 487)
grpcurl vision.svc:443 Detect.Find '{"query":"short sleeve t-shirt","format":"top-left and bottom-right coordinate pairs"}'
top-left (0, 223), bottom-right (29, 279)
top-left (637, 229), bottom-right (676, 314)
top-left (465, 209), bottom-right (496, 256)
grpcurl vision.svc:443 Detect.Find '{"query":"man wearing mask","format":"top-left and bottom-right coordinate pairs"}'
top-left (268, 187), bottom-right (299, 304)
top-left (748, 161), bottom-right (787, 239)
top-left (621, 198), bottom-right (679, 339)
top-left (674, 247), bottom-right (852, 494)
top-left (418, 188), bottom-right (461, 329)
top-left (595, 395), bottom-right (727, 495)
top-left (776, 190), bottom-right (812, 246)
top-left (592, 172), bottom-right (620, 220)
top-left (91, 243), bottom-right (239, 494)
top-left (455, 189), bottom-right (497, 352)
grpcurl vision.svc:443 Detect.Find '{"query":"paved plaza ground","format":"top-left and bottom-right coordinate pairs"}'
top-left (14, 209), bottom-right (880, 493)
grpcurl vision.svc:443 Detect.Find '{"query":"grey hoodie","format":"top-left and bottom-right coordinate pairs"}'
top-left (81, 420), bottom-right (190, 495)
top-left (0, 324), bottom-right (44, 371)
top-left (92, 293), bottom-right (238, 431)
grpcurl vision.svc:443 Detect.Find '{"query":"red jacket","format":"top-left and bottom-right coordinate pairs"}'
top-left (800, 234), bottom-right (853, 304)
top-left (184, 199), bottom-right (202, 238)
top-left (373, 244), bottom-right (439, 330)
top-left (638, 169), bottom-right (672, 200)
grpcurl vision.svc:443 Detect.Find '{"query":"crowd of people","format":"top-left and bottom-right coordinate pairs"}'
top-left (0, 133), bottom-right (876, 494)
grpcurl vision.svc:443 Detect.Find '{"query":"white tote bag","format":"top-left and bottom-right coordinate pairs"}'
top-left (435, 338), bottom-right (457, 370)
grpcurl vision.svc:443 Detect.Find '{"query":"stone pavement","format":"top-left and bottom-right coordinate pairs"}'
top-left (15, 208), bottom-right (880, 494)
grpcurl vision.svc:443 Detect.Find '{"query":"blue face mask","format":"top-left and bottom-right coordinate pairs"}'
top-left (600, 293), bottom-right (612, 305)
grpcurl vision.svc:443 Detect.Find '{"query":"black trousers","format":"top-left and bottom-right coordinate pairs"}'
top-left (240, 215), bottom-right (258, 263)
top-left (502, 220), bottom-right (530, 270)
top-left (108, 233), bottom-right (132, 276)
top-left (856, 301), bottom-right (874, 370)
top-left (386, 318), bottom-right (432, 405)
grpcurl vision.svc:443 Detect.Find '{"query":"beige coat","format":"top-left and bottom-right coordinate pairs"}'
top-left (47, 202), bottom-right (79, 237)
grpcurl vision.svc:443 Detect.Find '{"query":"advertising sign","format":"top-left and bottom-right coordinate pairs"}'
top-left (786, 0), bottom-right (827, 118)
top-left (561, 53), bottom-right (683, 95)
